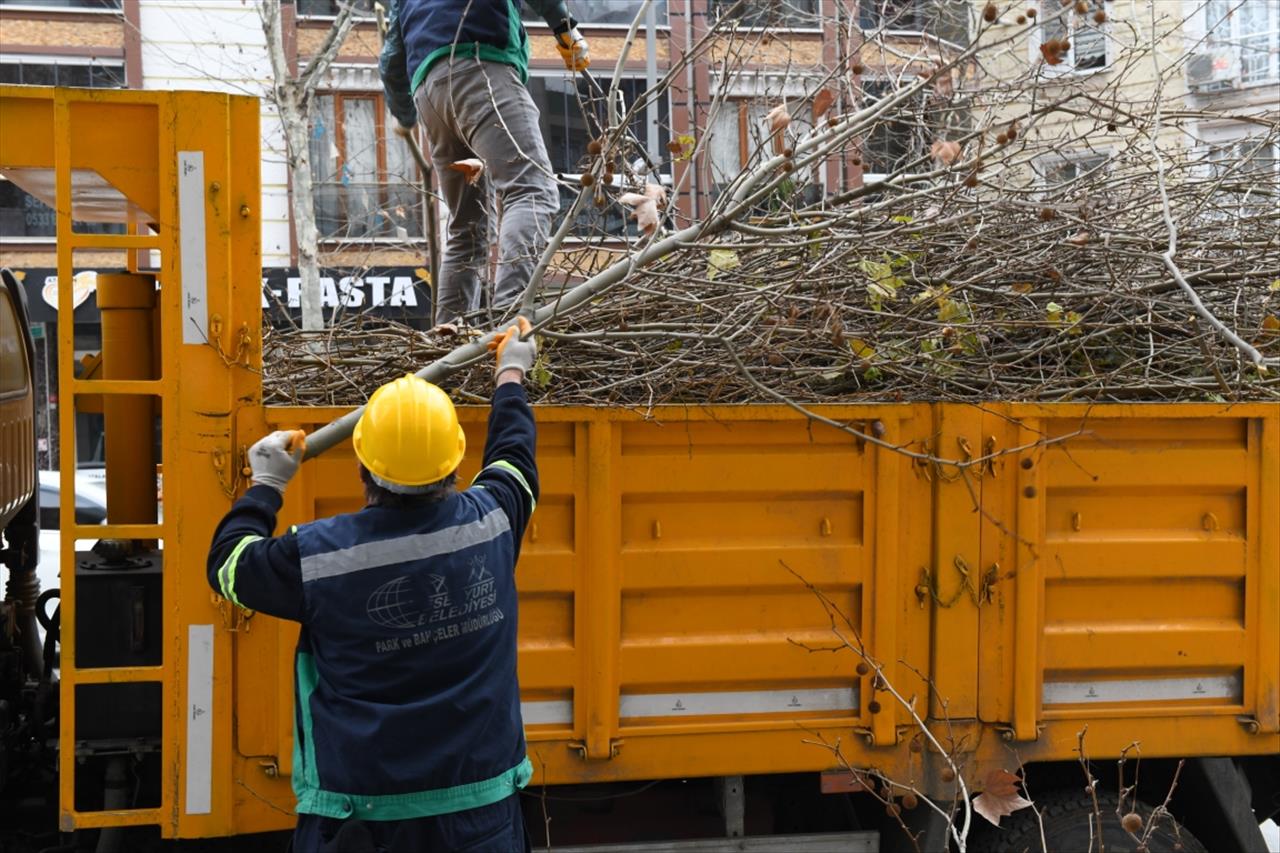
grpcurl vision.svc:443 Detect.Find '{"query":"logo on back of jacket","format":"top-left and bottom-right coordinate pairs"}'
top-left (367, 556), bottom-right (503, 654)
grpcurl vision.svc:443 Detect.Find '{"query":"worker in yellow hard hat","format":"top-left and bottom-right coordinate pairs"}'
top-left (206, 318), bottom-right (539, 853)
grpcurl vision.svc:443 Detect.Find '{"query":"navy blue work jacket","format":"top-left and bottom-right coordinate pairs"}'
top-left (206, 383), bottom-right (538, 822)
top-left (380, 0), bottom-right (573, 128)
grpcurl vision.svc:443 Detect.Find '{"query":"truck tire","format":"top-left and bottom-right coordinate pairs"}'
top-left (967, 788), bottom-right (1208, 853)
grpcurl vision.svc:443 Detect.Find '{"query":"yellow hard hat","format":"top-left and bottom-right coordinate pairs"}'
top-left (352, 375), bottom-right (465, 490)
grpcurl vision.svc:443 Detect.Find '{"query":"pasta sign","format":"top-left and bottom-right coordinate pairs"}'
top-left (260, 267), bottom-right (429, 316)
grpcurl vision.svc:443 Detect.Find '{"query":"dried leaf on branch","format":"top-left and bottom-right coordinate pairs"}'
top-left (972, 769), bottom-right (1034, 827)
top-left (448, 158), bottom-right (485, 184)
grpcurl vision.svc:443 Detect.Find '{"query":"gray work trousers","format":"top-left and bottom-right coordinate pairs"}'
top-left (415, 60), bottom-right (561, 325)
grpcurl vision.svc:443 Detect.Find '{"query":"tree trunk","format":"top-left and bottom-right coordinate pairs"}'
top-left (281, 90), bottom-right (324, 332)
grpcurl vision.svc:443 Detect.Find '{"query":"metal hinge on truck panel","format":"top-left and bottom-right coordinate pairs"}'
top-left (567, 739), bottom-right (623, 759)
top-left (211, 442), bottom-right (250, 499)
top-left (206, 313), bottom-right (255, 369)
top-left (982, 435), bottom-right (999, 478)
top-left (915, 557), bottom-right (997, 609)
top-left (210, 591), bottom-right (255, 632)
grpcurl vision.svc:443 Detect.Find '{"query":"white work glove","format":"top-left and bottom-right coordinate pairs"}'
top-left (555, 26), bottom-right (590, 72)
top-left (249, 430), bottom-right (306, 494)
top-left (489, 317), bottom-right (537, 380)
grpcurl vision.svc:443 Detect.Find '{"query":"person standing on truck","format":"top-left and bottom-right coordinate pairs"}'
top-left (205, 319), bottom-right (539, 853)
top-left (379, 0), bottom-right (590, 326)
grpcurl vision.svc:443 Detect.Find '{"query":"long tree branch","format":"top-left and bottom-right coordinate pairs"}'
top-left (298, 0), bottom-right (359, 95)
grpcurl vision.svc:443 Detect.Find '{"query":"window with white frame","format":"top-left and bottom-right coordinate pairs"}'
top-left (861, 80), bottom-right (939, 180)
top-left (711, 0), bottom-right (821, 29)
top-left (309, 92), bottom-right (425, 242)
top-left (1036, 151), bottom-right (1108, 204)
top-left (705, 92), bottom-right (828, 208)
top-left (1040, 152), bottom-right (1107, 186)
top-left (858, 0), bottom-right (970, 45)
top-left (1203, 0), bottom-right (1279, 86)
top-left (1036, 0), bottom-right (1107, 73)
top-left (0, 57), bottom-right (126, 240)
top-left (526, 74), bottom-right (671, 236)
top-left (1203, 137), bottom-right (1279, 179)
top-left (1199, 136), bottom-right (1279, 217)
top-left (521, 0), bottom-right (668, 26)
top-left (706, 100), bottom-right (798, 177)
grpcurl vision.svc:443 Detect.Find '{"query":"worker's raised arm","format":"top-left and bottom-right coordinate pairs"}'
top-left (523, 0), bottom-right (572, 30)
top-left (205, 432), bottom-right (306, 622)
top-left (472, 319), bottom-right (539, 548)
top-left (378, 0), bottom-right (418, 130)
top-left (525, 0), bottom-right (590, 71)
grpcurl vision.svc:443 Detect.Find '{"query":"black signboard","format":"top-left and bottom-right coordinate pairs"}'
top-left (261, 267), bottom-right (433, 328)
top-left (8, 266), bottom-right (435, 328)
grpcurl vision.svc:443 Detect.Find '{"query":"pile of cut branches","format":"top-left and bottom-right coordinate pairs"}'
top-left (262, 2), bottom-right (1280, 409)
top-left (262, 195), bottom-right (1279, 408)
top-left (262, 126), bottom-right (1279, 408)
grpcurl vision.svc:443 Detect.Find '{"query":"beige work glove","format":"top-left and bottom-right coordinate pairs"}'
top-left (489, 317), bottom-right (537, 380)
top-left (249, 430), bottom-right (306, 494)
top-left (555, 27), bottom-right (590, 72)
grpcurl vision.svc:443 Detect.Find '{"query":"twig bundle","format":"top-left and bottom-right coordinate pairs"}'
top-left (262, 2), bottom-right (1280, 410)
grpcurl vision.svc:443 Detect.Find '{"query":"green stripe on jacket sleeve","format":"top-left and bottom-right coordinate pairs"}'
top-left (217, 534), bottom-right (263, 608)
top-left (476, 460), bottom-right (536, 512)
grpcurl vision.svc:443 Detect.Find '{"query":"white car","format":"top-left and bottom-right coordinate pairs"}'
top-left (34, 469), bottom-right (107, 634)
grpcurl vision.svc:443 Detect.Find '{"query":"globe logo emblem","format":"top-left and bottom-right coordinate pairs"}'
top-left (366, 576), bottom-right (423, 629)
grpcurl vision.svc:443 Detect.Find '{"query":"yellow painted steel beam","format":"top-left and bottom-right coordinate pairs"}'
top-left (71, 666), bottom-right (165, 685)
top-left (870, 418), bottom-right (900, 746)
top-left (70, 379), bottom-right (164, 395)
top-left (61, 809), bottom-right (165, 832)
top-left (582, 420), bottom-right (621, 760)
top-left (928, 405), bottom-right (982, 722)
top-left (1258, 414), bottom-right (1280, 732)
top-left (53, 86), bottom-right (80, 835)
top-left (65, 234), bottom-right (163, 250)
top-left (74, 523), bottom-right (163, 539)
top-left (1012, 419), bottom-right (1045, 741)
